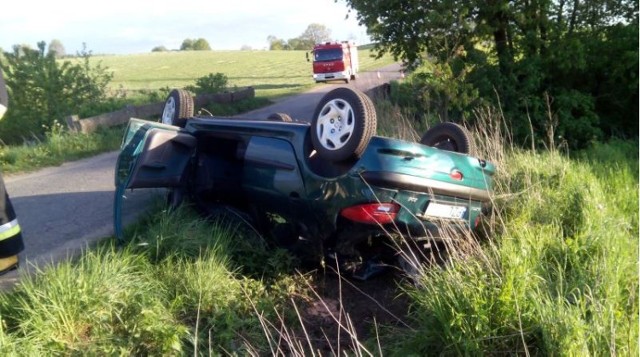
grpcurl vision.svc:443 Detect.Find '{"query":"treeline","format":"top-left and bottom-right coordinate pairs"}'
top-left (151, 23), bottom-right (335, 52)
top-left (346, 0), bottom-right (639, 149)
top-left (267, 23), bottom-right (333, 50)
top-left (152, 38), bottom-right (212, 52)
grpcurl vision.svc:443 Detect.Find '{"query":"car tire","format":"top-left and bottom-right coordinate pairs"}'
top-left (311, 87), bottom-right (376, 162)
top-left (161, 89), bottom-right (194, 127)
top-left (420, 122), bottom-right (475, 155)
top-left (267, 112), bottom-right (293, 122)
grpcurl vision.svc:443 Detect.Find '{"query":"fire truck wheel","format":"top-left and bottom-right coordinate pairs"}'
top-left (267, 112), bottom-right (293, 122)
top-left (420, 122), bottom-right (476, 155)
top-left (311, 87), bottom-right (376, 162)
top-left (161, 89), bottom-right (194, 127)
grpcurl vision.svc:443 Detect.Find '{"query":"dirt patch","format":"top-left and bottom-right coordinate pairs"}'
top-left (295, 269), bottom-right (412, 354)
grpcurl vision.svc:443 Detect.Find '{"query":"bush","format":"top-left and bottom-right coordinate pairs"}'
top-left (186, 73), bottom-right (228, 95)
top-left (0, 42), bottom-right (113, 144)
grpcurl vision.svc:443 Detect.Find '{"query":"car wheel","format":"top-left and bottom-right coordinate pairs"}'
top-left (267, 112), bottom-right (293, 122)
top-left (161, 89), bottom-right (194, 127)
top-left (311, 87), bottom-right (376, 162)
top-left (420, 122), bottom-right (475, 155)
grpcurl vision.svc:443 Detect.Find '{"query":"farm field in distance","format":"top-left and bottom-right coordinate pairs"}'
top-left (90, 49), bottom-right (396, 99)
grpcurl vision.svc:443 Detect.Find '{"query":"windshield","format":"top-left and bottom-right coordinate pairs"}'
top-left (314, 48), bottom-right (343, 62)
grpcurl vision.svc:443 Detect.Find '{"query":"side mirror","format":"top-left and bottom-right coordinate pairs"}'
top-left (306, 52), bottom-right (310, 62)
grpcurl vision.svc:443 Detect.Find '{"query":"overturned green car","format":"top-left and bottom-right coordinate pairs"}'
top-left (114, 87), bottom-right (495, 279)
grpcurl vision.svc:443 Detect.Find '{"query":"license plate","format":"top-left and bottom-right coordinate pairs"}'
top-left (424, 202), bottom-right (467, 219)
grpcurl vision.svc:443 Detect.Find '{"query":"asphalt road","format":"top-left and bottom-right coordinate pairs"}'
top-left (0, 63), bottom-right (403, 287)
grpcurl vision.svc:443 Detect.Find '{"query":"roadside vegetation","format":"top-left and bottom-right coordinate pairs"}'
top-left (377, 104), bottom-right (639, 355)
top-left (0, 94), bottom-right (636, 354)
top-left (0, 6), bottom-right (637, 352)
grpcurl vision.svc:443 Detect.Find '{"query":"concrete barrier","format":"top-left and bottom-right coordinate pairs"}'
top-left (67, 87), bottom-right (255, 134)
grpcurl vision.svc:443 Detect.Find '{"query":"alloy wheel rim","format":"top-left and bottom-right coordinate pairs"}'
top-left (161, 97), bottom-right (176, 125)
top-left (316, 99), bottom-right (355, 151)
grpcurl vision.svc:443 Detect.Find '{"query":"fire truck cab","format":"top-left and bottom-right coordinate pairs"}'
top-left (309, 41), bottom-right (359, 84)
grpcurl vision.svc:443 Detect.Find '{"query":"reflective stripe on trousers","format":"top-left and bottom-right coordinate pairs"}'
top-left (0, 218), bottom-right (21, 242)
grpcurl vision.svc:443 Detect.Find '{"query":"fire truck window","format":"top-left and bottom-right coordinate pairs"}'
top-left (315, 49), bottom-right (343, 62)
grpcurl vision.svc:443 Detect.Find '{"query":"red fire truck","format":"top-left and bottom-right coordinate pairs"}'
top-left (308, 41), bottom-right (359, 83)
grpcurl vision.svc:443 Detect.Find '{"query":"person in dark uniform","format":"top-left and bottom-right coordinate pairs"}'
top-left (0, 68), bottom-right (24, 275)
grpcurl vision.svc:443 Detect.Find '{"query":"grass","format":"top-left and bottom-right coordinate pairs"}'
top-left (90, 49), bottom-right (396, 99)
top-left (373, 105), bottom-right (639, 355)
top-left (0, 203), bottom-right (306, 355)
top-left (0, 54), bottom-right (636, 354)
top-left (0, 97), bottom-right (636, 355)
top-left (0, 122), bottom-right (124, 175)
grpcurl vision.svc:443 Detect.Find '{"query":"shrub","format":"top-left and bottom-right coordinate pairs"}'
top-left (0, 42), bottom-right (113, 144)
top-left (186, 73), bottom-right (229, 95)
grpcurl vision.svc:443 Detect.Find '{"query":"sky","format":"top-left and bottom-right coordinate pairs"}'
top-left (0, 0), bottom-right (370, 55)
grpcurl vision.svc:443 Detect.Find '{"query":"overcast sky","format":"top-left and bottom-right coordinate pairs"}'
top-left (0, 0), bottom-right (369, 55)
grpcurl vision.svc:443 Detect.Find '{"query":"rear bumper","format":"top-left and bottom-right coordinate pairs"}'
top-left (361, 171), bottom-right (491, 202)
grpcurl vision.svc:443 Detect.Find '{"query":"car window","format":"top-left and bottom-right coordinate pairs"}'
top-left (244, 137), bottom-right (296, 167)
top-left (243, 136), bottom-right (304, 195)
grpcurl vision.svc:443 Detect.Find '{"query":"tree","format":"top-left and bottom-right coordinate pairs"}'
top-left (299, 23), bottom-right (332, 47)
top-left (180, 39), bottom-right (194, 51)
top-left (343, 0), bottom-right (639, 148)
top-left (48, 39), bottom-right (65, 58)
top-left (151, 46), bottom-right (168, 52)
top-left (267, 35), bottom-right (287, 50)
top-left (267, 24), bottom-right (333, 51)
top-left (181, 38), bottom-right (211, 51)
top-left (192, 38), bottom-right (211, 51)
top-left (287, 38), bottom-right (306, 50)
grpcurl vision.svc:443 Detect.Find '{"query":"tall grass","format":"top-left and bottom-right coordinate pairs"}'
top-left (0, 204), bottom-right (306, 355)
top-left (0, 96), bottom-right (636, 355)
top-left (0, 122), bottom-right (124, 174)
top-left (374, 103), bottom-right (639, 355)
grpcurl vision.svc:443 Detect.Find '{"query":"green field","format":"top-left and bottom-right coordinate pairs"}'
top-left (91, 49), bottom-right (395, 99)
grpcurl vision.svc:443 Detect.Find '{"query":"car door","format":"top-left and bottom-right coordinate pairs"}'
top-left (241, 135), bottom-right (306, 221)
top-left (114, 119), bottom-right (196, 239)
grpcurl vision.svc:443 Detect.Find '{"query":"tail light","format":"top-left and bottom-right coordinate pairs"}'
top-left (474, 215), bottom-right (482, 229)
top-left (340, 203), bottom-right (400, 225)
top-left (449, 169), bottom-right (463, 181)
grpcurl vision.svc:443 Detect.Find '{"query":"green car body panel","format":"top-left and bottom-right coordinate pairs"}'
top-left (115, 117), bottom-right (495, 247)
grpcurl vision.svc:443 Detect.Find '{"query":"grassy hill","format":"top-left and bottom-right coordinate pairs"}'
top-left (90, 49), bottom-right (395, 99)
